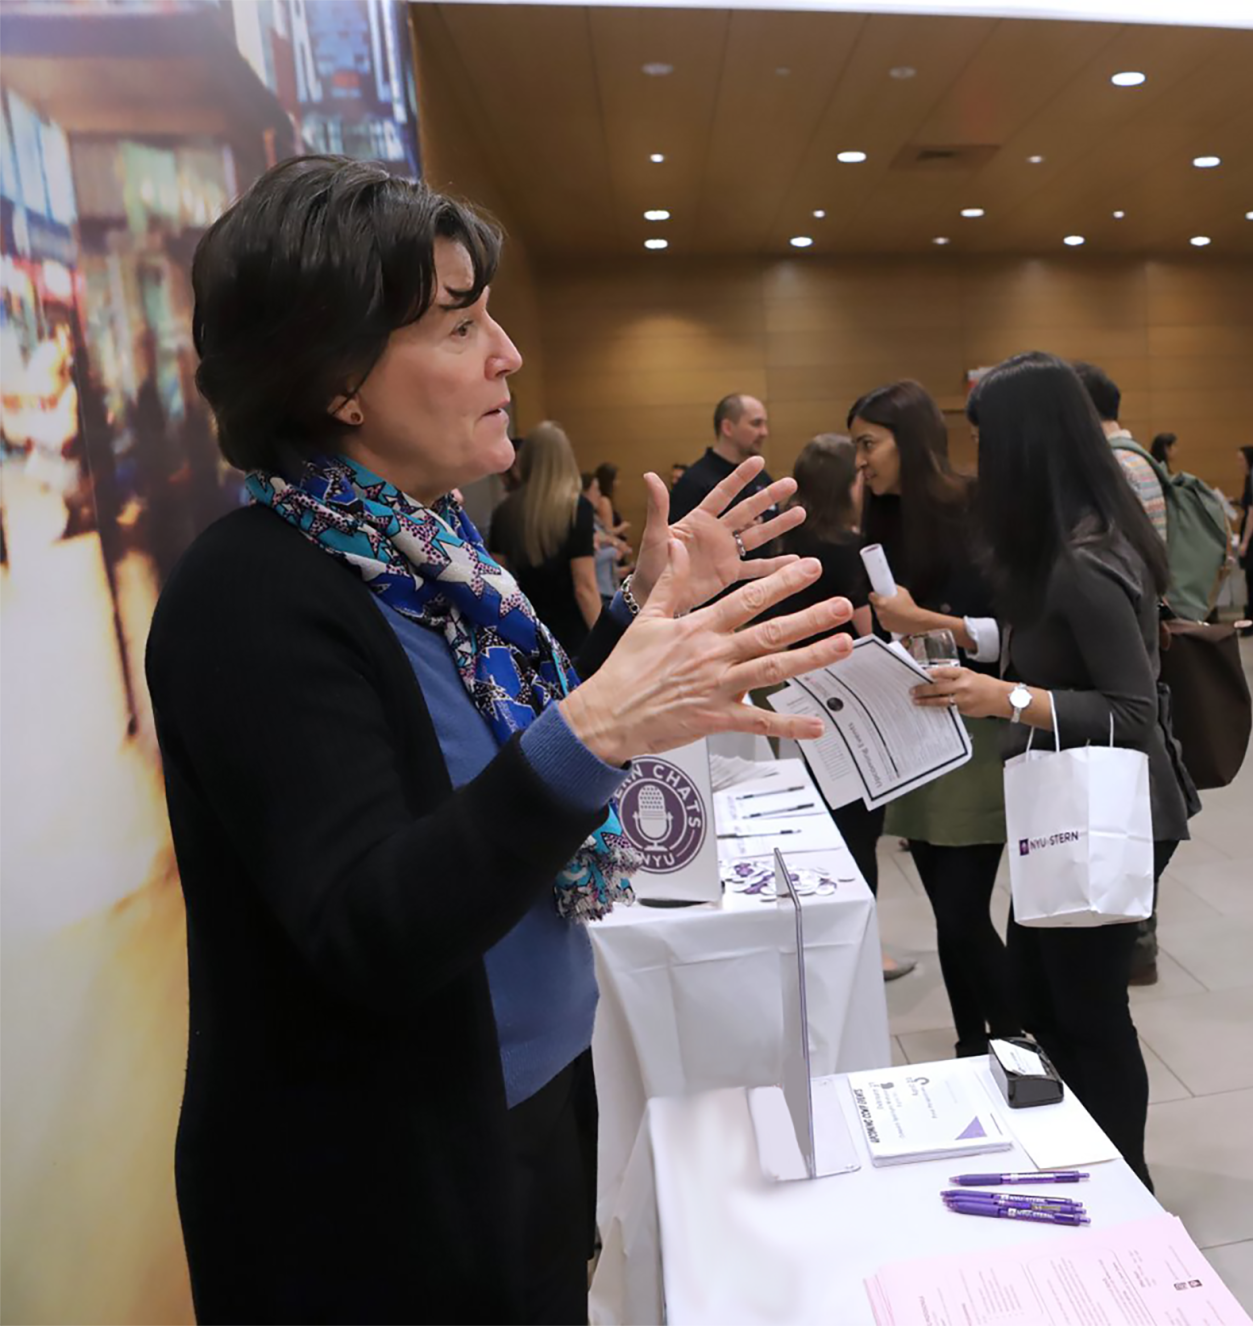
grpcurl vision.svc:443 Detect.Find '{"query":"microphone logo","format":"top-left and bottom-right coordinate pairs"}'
top-left (634, 785), bottom-right (672, 842)
top-left (619, 758), bottom-right (707, 873)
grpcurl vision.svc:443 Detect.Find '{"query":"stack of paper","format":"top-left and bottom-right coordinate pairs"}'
top-left (866, 1214), bottom-right (1252, 1326)
top-left (712, 758), bottom-right (844, 860)
top-left (846, 1068), bottom-right (1011, 1167)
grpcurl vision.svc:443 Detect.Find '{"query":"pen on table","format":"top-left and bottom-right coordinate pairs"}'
top-left (744, 803), bottom-right (815, 818)
top-left (950, 1172), bottom-right (1089, 1186)
top-left (732, 785), bottom-right (804, 800)
top-left (941, 1191), bottom-right (1085, 1213)
top-left (717, 829), bottom-right (803, 839)
top-left (945, 1203), bottom-right (1089, 1226)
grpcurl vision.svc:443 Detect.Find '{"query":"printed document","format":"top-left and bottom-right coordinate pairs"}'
top-left (767, 636), bottom-right (972, 810)
top-left (865, 1213), bottom-right (1252, 1326)
top-left (846, 1067), bottom-right (1011, 1167)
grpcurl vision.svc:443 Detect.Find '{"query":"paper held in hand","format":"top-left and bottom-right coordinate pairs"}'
top-left (766, 635), bottom-right (972, 810)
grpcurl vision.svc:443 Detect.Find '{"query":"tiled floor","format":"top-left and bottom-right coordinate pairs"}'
top-left (879, 636), bottom-right (1253, 1311)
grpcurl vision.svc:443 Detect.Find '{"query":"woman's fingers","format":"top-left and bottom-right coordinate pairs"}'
top-left (704, 557), bottom-right (825, 633)
top-left (718, 701), bottom-right (826, 743)
top-left (736, 504), bottom-right (805, 552)
top-left (693, 456), bottom-right (767, 518)
top-left (638, 536), bottom-right (690, 618)
top-left (723, 474), bottom-right (797, 529)
top-left (726, 630), bottom-right (854, 694)
top-left (732, 596), bottom-right (853, 658)
top-left (732, 553), bottom-right (800, 581)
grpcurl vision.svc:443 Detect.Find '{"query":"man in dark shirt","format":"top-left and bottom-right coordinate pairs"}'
top-left (669, 393), bottom-right (775, 522)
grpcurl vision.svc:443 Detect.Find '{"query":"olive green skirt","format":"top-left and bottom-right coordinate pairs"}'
top-left (884, 715), bottom-right (1006, 847)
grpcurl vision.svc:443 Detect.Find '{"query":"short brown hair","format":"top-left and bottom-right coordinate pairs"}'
top-left (192, 155), bottom-right (500, 472)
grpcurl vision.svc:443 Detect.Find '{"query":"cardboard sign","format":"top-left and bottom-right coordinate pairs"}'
top-left (618, 739), bottom-right (720, 904)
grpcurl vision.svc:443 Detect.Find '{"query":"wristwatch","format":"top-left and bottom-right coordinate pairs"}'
top-left (1008, 683), bottom-right (1032, 724)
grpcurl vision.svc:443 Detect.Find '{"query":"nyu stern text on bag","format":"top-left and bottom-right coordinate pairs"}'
top-left (1004, 707), bottom-right (1154, 929)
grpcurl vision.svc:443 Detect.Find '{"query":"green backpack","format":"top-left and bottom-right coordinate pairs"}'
top-left (1110, 439), bottom-right (1230, 621)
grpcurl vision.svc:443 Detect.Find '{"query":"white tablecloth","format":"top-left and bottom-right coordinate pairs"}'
top-left (589, 847), bottom-right (890, 1235)
top-left (590, 1058), bottom-right (1163, 1326)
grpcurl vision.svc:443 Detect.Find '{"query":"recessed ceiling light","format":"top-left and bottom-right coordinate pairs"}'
top-left (649, 153), bottom-right (665, 164)
top-left (1111, 71), bottom-right (1146, 87)
top-left (643, 209), bottom-right (670, 221)
top-left (644, 238), bottom-right (668, 250)
top-left (889, 66), bottom-right (917, 80)
top-left (932, 236), bottom-right (950, 245)
top-left (1190, 235), bottom-right (1212, 247)
top-left (1027, 155), bottom-right (1045, 164)
top-left (775, 66), bottom-right (791, 76)
top-left (789, 236), bottom-right (814, 248)
top-left (836, 150), bottom-right (868, 164)
top-left (1064, 235), bottom-right (1086, 246)
top-left (1246, 211), bottom-right (1253, 220)
top-left (1113, 210), bottom-right (1126, 219)
top-left (642, 62), bottom-right (673, 77)
top-left (960, 207), bottom-right (985, 218)
top-left (812, 209), bottom-right (826, 219)
top-left (1193, 155), bottom-right (1221, 168)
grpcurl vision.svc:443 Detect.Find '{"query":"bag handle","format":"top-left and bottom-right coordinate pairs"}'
top-left (1023, 691), bottom-right (1059, 755)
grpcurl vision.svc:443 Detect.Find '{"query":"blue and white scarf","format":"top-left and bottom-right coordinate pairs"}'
top-left (248, 454), bottom-right (638, 921)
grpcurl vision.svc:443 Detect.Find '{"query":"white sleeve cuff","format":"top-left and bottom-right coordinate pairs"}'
top-left (963, 616), bottom-right (1001, 664)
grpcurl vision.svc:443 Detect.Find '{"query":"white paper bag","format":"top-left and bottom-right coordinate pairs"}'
top-left (1004, 712), bottom-right (1153, 928)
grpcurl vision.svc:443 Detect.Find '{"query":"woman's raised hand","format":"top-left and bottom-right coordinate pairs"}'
top-left (560, 540), bottom-right (854, 766)
top-left (630, 457), bottom-right (806, 614)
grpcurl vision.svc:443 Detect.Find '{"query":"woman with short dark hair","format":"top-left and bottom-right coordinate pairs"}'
top-left (914, 351), bottom-right (1196, 1190)
top-left (146, 155), bottom-right (854, 1324)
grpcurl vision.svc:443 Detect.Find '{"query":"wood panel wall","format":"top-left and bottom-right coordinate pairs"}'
top-left (410, 7), bottom-right (548, 432)
top-left (536, 255), bottom-right (1253, 536)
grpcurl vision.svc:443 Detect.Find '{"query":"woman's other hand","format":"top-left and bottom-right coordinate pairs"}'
top-left (868, 585), bottom-right (932, 636)
top-left (911, 666), bottom-right (1009, 719)
top-left (630, 457), bottom-right (805, 613)
top-left (561, 544), bottom-right (854, 765)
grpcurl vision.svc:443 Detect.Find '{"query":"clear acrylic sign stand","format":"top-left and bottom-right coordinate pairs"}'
top-left (746, 849), bottom-right (860, 1182)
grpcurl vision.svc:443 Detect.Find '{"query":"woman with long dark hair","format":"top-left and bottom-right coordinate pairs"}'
top-left (914, 351), bottom-right (1195, 1189)
top-left (847, 381), bottom-right (1019, 1052)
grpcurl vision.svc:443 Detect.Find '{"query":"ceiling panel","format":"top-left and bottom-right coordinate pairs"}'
top-left (412, 3), bottom-right (1253, 258)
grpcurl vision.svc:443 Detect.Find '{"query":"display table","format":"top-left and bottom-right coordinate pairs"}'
top-left (590, 1058), bottom-right (1163, 1326)
top-left (589, 844), bottom-right (890, 1235)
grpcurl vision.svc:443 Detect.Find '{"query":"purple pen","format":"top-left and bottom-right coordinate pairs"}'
top-left (941, 1191), bottom-right (1085, 1212)
top-left (946, 1203), bottom-right (1089, 1226)
top-left (950, 1172), bottom-right (1089, 1186)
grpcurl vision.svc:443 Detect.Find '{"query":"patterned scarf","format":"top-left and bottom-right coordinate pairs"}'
top-left (247, 454), bottom-right (638, 921)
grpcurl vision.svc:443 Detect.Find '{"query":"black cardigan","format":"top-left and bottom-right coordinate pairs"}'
top-left (145, 506), bottom-right (626, 1325)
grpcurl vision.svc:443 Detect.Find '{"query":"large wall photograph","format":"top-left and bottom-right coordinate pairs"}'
top-left (0, 4), bottom-right (420, 1320)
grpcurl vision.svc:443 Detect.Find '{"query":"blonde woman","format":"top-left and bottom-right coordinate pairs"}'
top-left (490, 421), bottom-right (602, 654)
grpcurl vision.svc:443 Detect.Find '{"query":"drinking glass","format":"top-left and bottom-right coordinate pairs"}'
top-left (903, 628), bottom-right (959, 670)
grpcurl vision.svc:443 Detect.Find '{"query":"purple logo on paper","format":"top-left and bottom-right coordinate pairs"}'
top-left (1019, 838), bottom-right (1030, 857)
top-left (619, 758), bottom-right (707, 873)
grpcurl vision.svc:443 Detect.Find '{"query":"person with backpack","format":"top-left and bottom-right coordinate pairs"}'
top-left (1073, 363), bottom-right (1205, 985)
top-left (1073, 363), bottom-right (1229, 623)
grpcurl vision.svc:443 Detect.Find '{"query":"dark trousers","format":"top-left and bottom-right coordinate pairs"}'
top-left (506, 1050), bottom-right (598, 1326)
top-left (832, 800), bottom-right (886, 896)
top-left (1006, 841), bottom-right (1177, 1192)
top-left (911, 841), bottom-right (1019, 1053)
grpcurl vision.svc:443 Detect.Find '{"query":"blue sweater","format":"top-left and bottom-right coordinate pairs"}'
top-left (375, 599), bottom-right (628, 1106)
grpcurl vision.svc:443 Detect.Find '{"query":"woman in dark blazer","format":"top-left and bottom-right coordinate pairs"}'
top-left (145, 155), bottom-right (854, 1326)
top-left (913, 351), bottom-right (1196, 1191)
